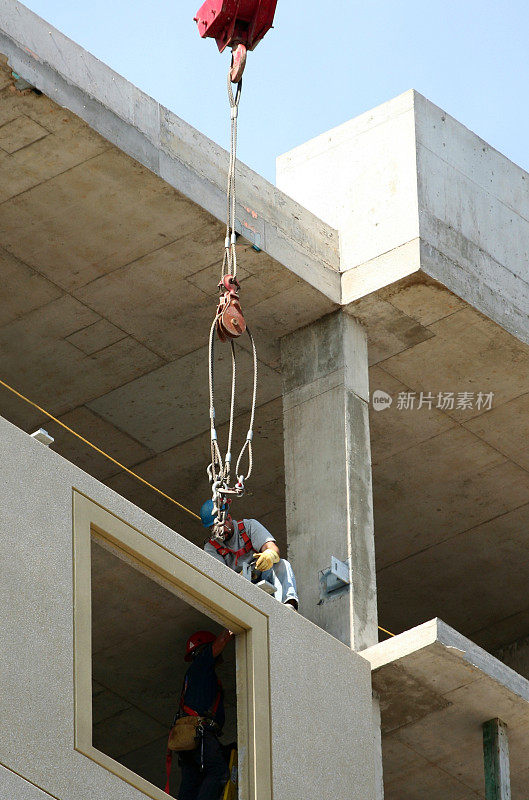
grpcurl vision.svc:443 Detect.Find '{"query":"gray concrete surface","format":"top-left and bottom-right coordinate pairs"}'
top-left (277, 90), bottom-right (529, 345)
top-left (0, 413), bottom-right (377, 800)
top-left (0, 765), bottom-right (59, 799)
top-left (361, 619), bottom-right (529, 800)
top-left (281, 310), bottom-right (377, 651)
top-left (496, 635), bottom-right (529, 683)
top-left (0, 0), bottom-right (340, 302)
top-left (2, 37), bottom-right (529, 658)
top-left (1, 0), bottom-right (529, 679)
top-left (279, 92), bottom-right (529, 652)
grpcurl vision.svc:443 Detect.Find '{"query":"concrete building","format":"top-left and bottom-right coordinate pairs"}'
top-left (1, 1), bottom-right (529, 798)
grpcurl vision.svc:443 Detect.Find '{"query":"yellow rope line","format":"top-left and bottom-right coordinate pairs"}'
top-left (0, 378), bottom-right (201, 521)
top-left (0, 378), bottom-right (399, 634)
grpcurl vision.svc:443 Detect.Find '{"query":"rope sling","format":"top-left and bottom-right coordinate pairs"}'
top-left (207, 68), bottom-right (258, 541)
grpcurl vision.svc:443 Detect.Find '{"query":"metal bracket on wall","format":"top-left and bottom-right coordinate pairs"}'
top-left (318, 556), bottom-right (351, 602)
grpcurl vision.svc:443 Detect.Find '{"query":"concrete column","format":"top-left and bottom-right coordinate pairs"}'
top-left (280, 310), bottom-right (378, 651)
top-left (483, 719), bottom-right (511, 800)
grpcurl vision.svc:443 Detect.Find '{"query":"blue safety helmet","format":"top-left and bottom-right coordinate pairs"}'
top-left (200, 499), bottom-right (228, 529)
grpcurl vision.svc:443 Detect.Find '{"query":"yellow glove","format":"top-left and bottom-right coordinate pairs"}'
top-left (253, 548), bottom-right (280, 572)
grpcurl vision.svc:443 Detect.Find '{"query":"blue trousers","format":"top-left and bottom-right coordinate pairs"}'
top-left (260, 558), bottom-right (298, 607)
top-left (178, 731), bottom-right (227, 800)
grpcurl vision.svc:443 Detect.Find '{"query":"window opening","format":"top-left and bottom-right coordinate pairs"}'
top-left (90, 538), bottom-right (237, 798)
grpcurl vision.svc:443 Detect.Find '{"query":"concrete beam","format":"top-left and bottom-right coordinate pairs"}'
top-left (281, 310), bottom-right (378, 650)
top-left (277, 90), bottom-right (529, 346)
top-left (0, 0), bottom-right (341, 303)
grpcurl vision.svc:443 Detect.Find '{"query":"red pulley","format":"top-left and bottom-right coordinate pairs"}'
top-left (194, 0), bottom-right (278, 53)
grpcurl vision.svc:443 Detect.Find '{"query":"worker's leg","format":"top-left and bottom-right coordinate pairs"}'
top-left (196, 731), bottom-right (228, 800)
top-left (261, 559), bottom-right (298, 608)
top-left (178, 751), bottom-right (202, 800)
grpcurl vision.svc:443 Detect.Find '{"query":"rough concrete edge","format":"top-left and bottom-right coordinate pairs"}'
top-left (340, 238), bottom-right (422, 305)
top-left (359, 618), bottom-right (439, 670)
top-left (420, 237), bottom-right (529, 347)
top-left (412, 92), bottom-right (529, 346)
top-left (436, 619), bottom-right (529, 704)
top-left (413, 90), bottom-right (529, 190)
top-left (276, 88), bottom-right (417, 170)
top-left (0, 0), bottom-right (341, 303)
top-left (361, 618), bottom-right (529, 706)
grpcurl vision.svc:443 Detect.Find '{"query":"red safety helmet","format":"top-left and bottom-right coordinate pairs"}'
top-left (184, 630), bottom-right (216, 661)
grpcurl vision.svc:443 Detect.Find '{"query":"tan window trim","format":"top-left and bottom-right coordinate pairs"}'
top-left (72, 489), bottom-right (272, 800)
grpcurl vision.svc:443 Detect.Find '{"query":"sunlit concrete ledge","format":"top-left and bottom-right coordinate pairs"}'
top-left (278, 90), bottom-right (529, 345)
top-left (360, 619), bottom-right (529, 798)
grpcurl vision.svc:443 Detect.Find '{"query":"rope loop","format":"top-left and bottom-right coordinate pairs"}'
top-left (206, 66), bottom-right (256, 523)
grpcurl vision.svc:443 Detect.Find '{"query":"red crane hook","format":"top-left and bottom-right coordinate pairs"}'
top-left (194, 0), bottom-right (279, 81)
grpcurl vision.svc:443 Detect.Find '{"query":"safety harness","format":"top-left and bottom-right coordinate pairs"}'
top-left (208, 520), bottom-right (254, 567)
top-left (165, 667), bottom-right (223, 793)
top-left (179, 674), bottom-right (223, 720)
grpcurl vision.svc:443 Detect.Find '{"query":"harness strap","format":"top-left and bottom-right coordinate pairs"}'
top-left (179, 675), bottom-right (223, 718)
top-left (165, 669), bottom-right (222, 791)
top-left (165, 748), bottom-right (172, 794)
top-left (209, 521), bottom-right (254, 566)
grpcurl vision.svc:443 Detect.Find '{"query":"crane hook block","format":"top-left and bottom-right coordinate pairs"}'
top-left (194, 0), bottom-right (279, 53)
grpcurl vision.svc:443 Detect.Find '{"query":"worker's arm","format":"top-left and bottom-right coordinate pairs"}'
top-left (260, 541), bottom-right (279, 556)
top-left (212, 629), bottom-right (234, 658)
top-left (253, 540), bottom-right (280, 571)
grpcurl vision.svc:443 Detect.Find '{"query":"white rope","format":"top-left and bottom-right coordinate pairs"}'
top-left (225, 74), bottom-right (241, 278)
top-left (207, 65), bottom-right (257, 537)
top-left (235, 328), bottom-right (257, 482)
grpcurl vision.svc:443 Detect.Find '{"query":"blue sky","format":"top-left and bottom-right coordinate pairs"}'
top-left (23, 0), bottom-right (529, 183)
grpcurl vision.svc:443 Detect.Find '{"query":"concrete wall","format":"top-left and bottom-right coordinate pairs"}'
top-left (496, 636), bottom-right (529, 682)
top-left (0, 414), bottom-right (377, 800)
top-left (277, 90), bottom-right (419, 295)
top-left (414, 91), bottom-right (529, 346)
top-left (277, 90), bottom-right (529, 344)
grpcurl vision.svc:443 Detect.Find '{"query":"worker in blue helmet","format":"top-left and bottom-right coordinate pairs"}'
top-left (200, 499), bottom-right (298, 609)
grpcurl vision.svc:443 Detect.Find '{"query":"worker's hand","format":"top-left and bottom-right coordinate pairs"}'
top-left (253, 548), bottom-right (280, 572)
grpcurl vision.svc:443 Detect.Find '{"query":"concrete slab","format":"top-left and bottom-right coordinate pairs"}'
top-left (377, 502), bottom-right (529, 649)
top-left (361, 619), bottom-right (529, 799)
top-left (372, 424), bottom-right (529, 568)
top-left (44, 406), bottom-right (153, 482)
top-left (0, 246), bottom-right (62, 327)
top-left (65, 319), bottom-right (128, 356)
top-left (0, 295), bottom-right (163, 417)
top-left (0, 0), bottom-right (340, 302)
top-left (0, 113), bottom-right (48, 152)
top-left (380, 306), bottom-right (529, 422)
top-left (88, 342), bottom-right (281, 453)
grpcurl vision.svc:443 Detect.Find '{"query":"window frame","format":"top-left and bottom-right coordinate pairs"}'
top-left (72, 489), bottom-right (272, 800)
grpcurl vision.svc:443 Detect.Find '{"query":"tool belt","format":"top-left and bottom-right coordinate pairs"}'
top-left (168, 714), bottom-right (221, 752)
top-left (168, 715), bottom-right (203, 752)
